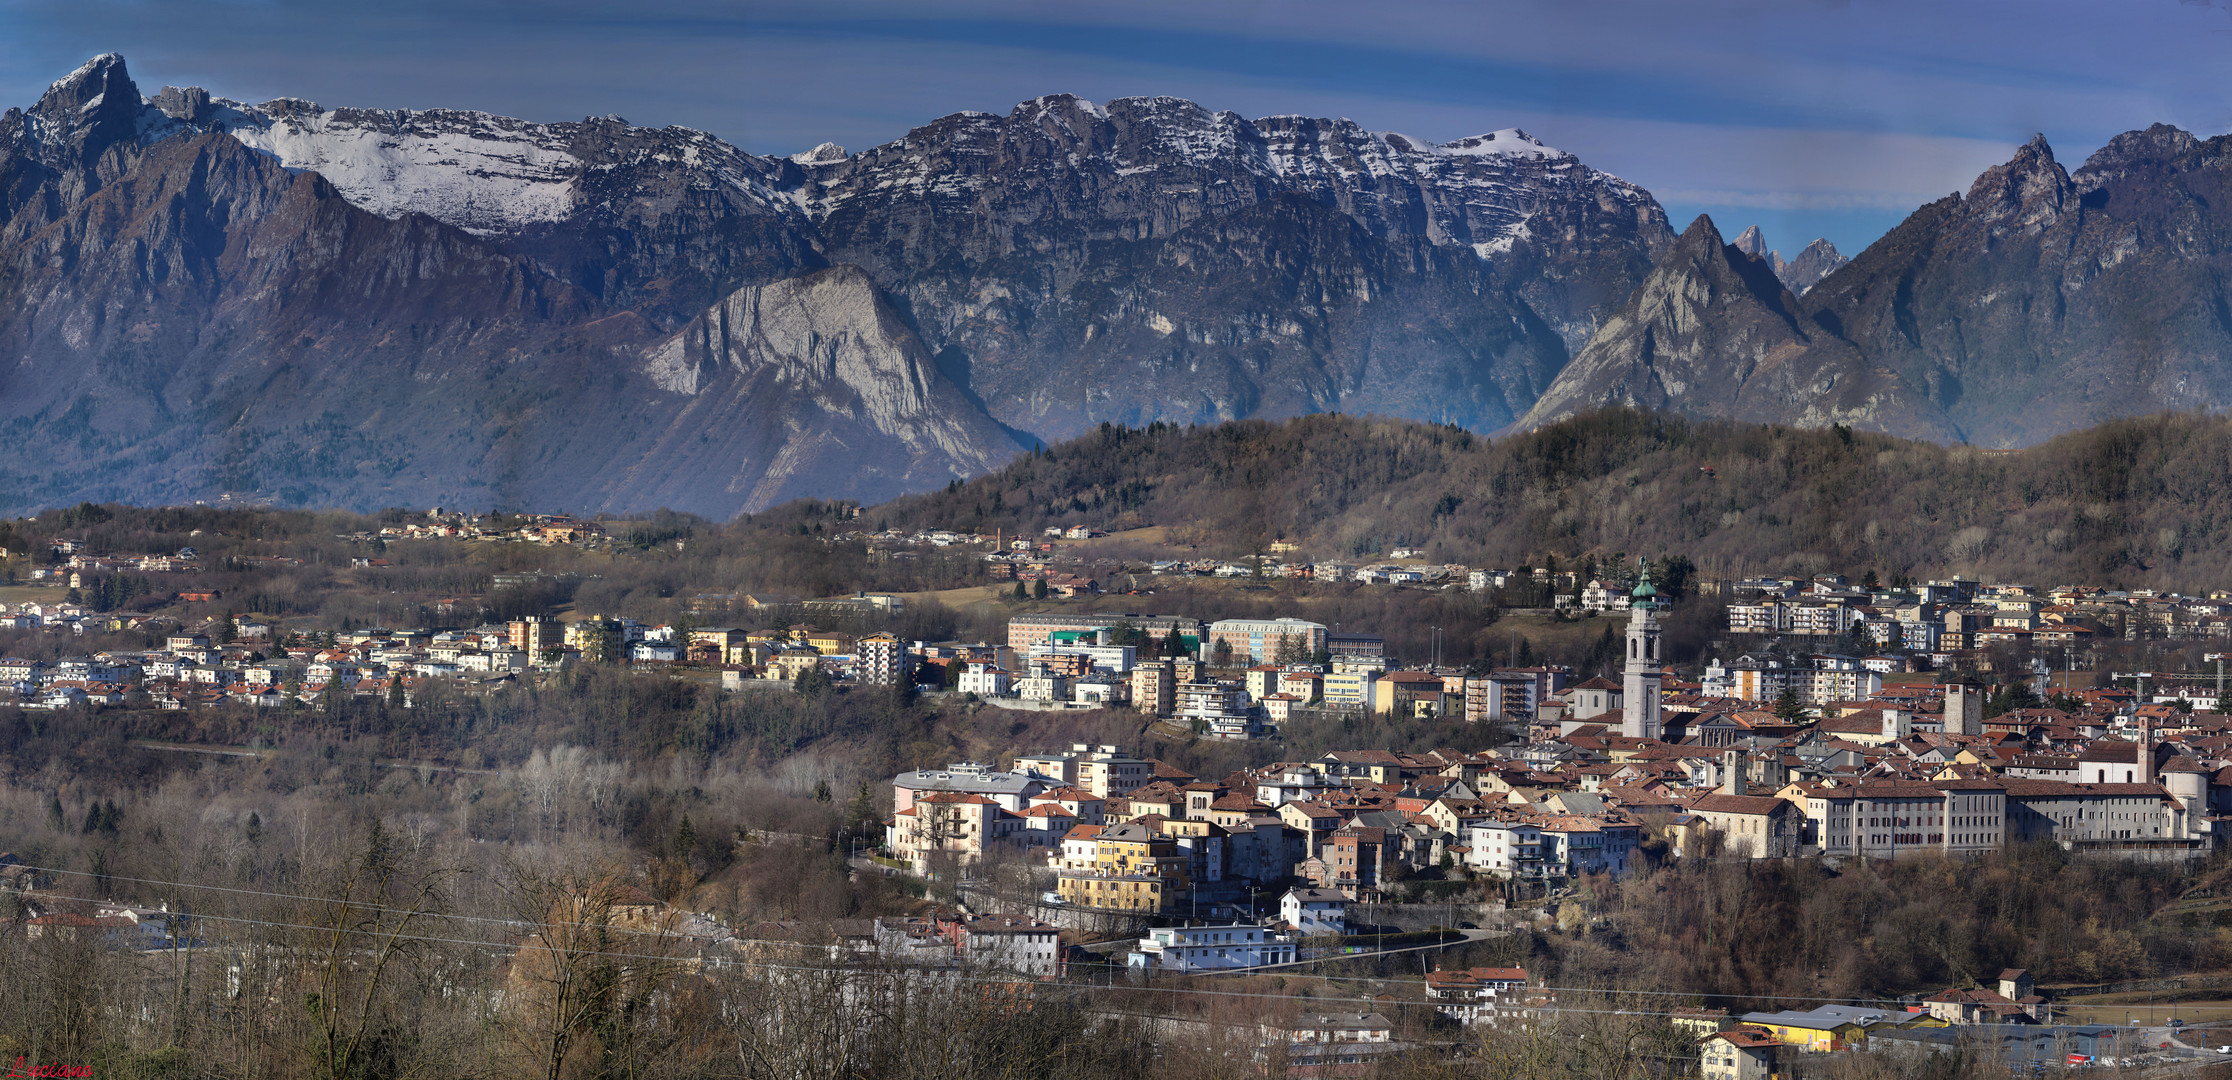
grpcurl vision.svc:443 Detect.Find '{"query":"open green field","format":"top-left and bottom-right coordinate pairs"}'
top-left (2054, 995), bottom-right (2232, 1030)
top-left (0, 582), bottom-right (66, 608)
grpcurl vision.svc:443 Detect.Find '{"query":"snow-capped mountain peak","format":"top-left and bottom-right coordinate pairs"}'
top-left (34, 57), bottom-right (1661, 285)
top-left (1429, 128), bottom-right (1566, 160)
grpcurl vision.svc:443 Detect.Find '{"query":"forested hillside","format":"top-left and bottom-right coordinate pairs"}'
top-left (875, 408), bottom-right (2232, 589)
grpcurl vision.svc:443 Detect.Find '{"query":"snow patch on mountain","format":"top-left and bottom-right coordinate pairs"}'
top-left (209, 102), bottom-right (583, 234)
top-left (1426, 129), bottom-right (1566, 160)
top-left (88, 67), bottom-right (1657, 268)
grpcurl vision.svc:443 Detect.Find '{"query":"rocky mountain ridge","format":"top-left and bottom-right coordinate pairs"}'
top-left (0, 53), bottom-right (1679, 515)
top-left (173, 84), bottom-right (1675, 436)
top-left (1526, 128), bottom-right (2232, 446)
top-left (1730, 225), bottom-right (1848, 294)
top-left (0, 55), bottom-right (1017, 516)
top-left (12, 52), bottom-right (2232, 515)
top-left (1519, 216), bottom-right (1956, 438)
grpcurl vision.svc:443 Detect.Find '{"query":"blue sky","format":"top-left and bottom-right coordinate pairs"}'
top-left (6, 0), bottom-right (2231, 256)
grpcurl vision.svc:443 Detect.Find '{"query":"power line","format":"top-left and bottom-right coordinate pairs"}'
top-left (126, 906), bottom-right (1756, 1023)
top-left (11, 864), bottom-right (2033, 1016)
top-left (7, 865), bottom-right (1797, 1021)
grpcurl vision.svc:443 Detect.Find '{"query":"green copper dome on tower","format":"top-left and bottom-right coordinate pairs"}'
top-left (1630, 562), bottom-right (1662, 610)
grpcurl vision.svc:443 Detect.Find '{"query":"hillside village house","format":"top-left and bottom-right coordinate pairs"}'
top-left (1130, 923), bottom-right (1294, 971)
top-left (1055, 821), bottom-right (1192, 912)
top-left (1425, 966), bottom-right (1532, 1025)
top-left (1701, 1028), bottom-right (1782, 1080)
top-left (1278, 887), bottom-right (1349, 935)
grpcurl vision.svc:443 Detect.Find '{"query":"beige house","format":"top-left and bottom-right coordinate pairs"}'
top-left (886, 792), bottom-right (1025, 875)
top-left (1701, 1029), bottom-right (1780, 1080)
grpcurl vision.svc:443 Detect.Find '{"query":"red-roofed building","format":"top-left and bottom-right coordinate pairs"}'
top-left (1702, 1028), bottom-right (1782, 1080)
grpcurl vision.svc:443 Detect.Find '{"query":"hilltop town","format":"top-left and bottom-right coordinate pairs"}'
top-left (6, 505), bottom-right (2232, 1076)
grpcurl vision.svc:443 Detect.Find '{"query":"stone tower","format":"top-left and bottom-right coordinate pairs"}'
top-left (1622, 567), bottom-right (1664, 741)
top-left (1943, 683), bottom-right (1981, 737)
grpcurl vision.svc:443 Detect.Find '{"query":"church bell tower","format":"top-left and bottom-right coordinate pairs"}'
top-left (1622, 566), bottom-right (1664, 741)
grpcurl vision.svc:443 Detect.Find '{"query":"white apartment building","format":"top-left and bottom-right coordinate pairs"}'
top-left (1131, 924), bottom-right (1294, 971)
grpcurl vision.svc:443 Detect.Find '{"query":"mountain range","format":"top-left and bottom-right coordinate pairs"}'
top-left (1730, 226), bottom-right (1847, 295)
top-left (3, 53), bottom-right (2229, 516)
top-left (1522, 129), bottom-right (2232, 445)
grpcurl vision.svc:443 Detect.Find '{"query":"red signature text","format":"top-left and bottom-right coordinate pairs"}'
top-left (6, 1057), bottom-right (90, 1079)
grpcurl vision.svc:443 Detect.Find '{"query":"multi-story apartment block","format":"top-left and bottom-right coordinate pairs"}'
top-left (1425, 966), bottom-right (1533, 1025)
top-left (1130, 662), bottom-right (1176, 717)
top-left (1793, 779), bottom-right (2007, 858)
top-left (508, 616), bottom-right (557, 658)
top-left (1898, 620), bottom-right (1943, 651)
top-left (1465, 818), bottom-right (1549, 880)
top-left (1055, 821), bottom-right (1191, 911)
top-left (1013, 745), bottom-right (1156, 799)
top-left (1727, 603), bottom-right (1782, 635)
top-left (855, 632), bottom-right (908, 685)
top-left (1004, 613), bottom-right (1201, 651)
top-left (1704, 656), bottom-right (1796, 702)
top-left (1786, 604), bottom-right (1857, 637)
top-left (1204, 617), bottom-right (1328, 665)
top-left (1802, 666), bottom-right (1884, 705)
top-left (886, 792), bottom-right (1027, 874)
top-left (1321, 671), bottom-right (1372, 710)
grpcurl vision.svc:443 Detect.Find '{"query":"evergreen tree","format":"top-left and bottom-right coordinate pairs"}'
top-left (674, 814), bottom-right (696, 864)
top-left (46, 794), bottom-right (64, 833)
top-left (1771, 686), bottom-right (1810, 725)
top-left (793, 664), bottom-right (832, 697)
top-left (1032, 577), bottom-right (1048, 600)
top-left (845, 782), bottom-right (880, 837)
top-left (1012, 579), bottom-right (1027, 601)
top-left (814, 779), bottom-right (833, 803)
top-left (245, 811), bottom-right (263, 845)
top-left (1985, 680), bottom-right (2043, 718)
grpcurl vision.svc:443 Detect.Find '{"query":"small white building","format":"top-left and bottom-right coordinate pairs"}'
top-left (956, 915), bottom-right (1065, 977)
top-left (1074, 678), bottom-right (1126, 706)
top-left (1130, 924), bottom-right (1293, 972)
top-left (1283, 1012), bottom-right (1393, 1044)
top-left (1279, 887), bottom-right (1348, 936)
top-left (1016, 673), bottom-right (1072, 702)
top-left (958, 662), bottom-right (1011, 697)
